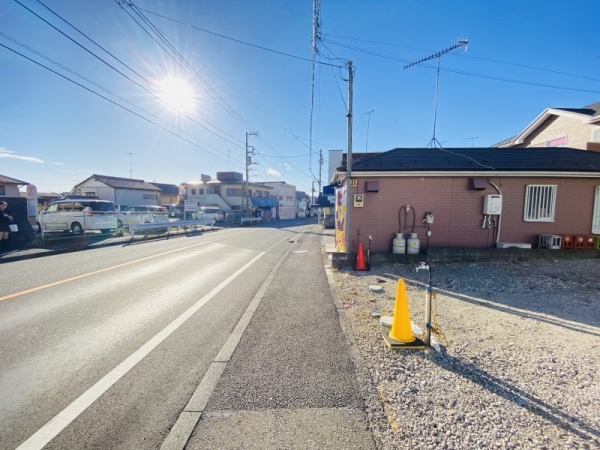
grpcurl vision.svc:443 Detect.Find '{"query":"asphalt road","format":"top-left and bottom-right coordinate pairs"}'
top-left (0, 222), bottom-right (375, 449)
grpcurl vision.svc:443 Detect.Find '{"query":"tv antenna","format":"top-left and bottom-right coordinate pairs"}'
top-left (127, 152), bottom-right (134, 178)
top-left (404, 38), bottom-right (468, 148)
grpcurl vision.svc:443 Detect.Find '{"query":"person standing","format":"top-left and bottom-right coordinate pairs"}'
top-left (0, 201), bottom-right (14, 250)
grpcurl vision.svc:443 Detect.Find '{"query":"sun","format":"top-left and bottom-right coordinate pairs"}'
top-left (158, 77), bottom-right (196, 114)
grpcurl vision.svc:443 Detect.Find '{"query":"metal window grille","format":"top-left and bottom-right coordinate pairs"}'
top-left (524, 185), bottom-right (557, 222)
top-left (594, 128), bottom-right (600, 143)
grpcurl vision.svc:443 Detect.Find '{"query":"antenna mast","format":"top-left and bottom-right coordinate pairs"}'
top-left (127, 152), bottom-right (134, 178)
top-left (404, 38), bottom-right (468, 148)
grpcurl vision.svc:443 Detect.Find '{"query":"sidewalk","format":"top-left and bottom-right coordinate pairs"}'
top-left (166, 226), bottom-right (379, 449)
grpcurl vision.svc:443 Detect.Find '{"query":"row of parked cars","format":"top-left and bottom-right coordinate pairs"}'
top-left (37, 199), bottom-right (224, 235)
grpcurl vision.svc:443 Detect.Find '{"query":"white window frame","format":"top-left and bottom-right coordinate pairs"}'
top-left (524, 185), bottom-right (557, 222)
top-left (593, 186), bottom-right (600, 234)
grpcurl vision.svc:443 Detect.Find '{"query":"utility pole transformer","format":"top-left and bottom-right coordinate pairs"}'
top-left (245, 131), bottom-right (258, 213)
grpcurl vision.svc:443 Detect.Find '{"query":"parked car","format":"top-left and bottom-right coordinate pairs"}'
top-left (39, 199), bottom-right (118, 234)
top-left (118, 205), bottom-right (169, 229)
top-left (194, 206), bottom-right (225, 222)
top-left (162, 204), bottom-right (183, 219)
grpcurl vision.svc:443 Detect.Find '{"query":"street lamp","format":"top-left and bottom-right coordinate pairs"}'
top-left (363, 110), bottom-right (375, 153)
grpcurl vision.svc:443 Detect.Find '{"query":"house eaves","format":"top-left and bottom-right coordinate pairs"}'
top-left (0, 174), bottom-right (29, 185)
top-left (499, 107), bottom-right (598, 147)
top-left (75, 174), bottom-right (160, 191)
top-left (331, 147), bottom-right (600, 182)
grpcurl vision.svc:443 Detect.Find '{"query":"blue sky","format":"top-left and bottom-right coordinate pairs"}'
top-left (1, 0), bottom-right (598, 195)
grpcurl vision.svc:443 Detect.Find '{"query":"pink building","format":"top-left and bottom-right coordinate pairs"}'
top-left (331, 147), bottom-right (600, 254)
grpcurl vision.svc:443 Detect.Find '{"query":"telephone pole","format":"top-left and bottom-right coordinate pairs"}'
top-left (245, 131), bottom-right (258, 213)
top-left (318, 149), bottom-right (323, 200)
top-left (345, 60), bottom-right (353, 252)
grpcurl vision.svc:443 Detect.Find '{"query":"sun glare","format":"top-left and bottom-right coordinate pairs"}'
top-left (158, 77), bottom-right (196, 114)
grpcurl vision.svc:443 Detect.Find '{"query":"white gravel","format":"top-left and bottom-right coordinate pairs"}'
top-left (331, 258), bottom-right (600, 449)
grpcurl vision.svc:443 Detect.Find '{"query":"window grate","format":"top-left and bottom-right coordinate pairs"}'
top-left (593, 128), bottom-right (600, 143)
top-left (524, 185), bottom-right (557, 222)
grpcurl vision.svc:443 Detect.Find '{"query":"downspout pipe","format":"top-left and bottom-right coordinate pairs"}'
top-left (486, 179), bottom-right (502, 245)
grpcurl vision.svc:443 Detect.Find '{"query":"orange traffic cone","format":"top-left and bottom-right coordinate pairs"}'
top-left (382, 279), bottom-right (425, 349)
top-left (355, 242), bottom-right (368, 271)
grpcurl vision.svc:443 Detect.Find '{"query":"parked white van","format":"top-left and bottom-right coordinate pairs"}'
top-left (39, 199), bottom-right (118, 234)
top-left (194, 206), bottom-right (225, 223)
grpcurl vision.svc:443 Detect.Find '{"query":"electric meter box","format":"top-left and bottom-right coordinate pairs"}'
top-left (483, 194), bottom-right (502, 214)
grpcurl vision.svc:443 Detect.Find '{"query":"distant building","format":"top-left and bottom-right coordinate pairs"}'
top-left (71, 174), bottom-right (161, 206)
top-left (262, 182), bottom-right (297, 220)
top-left (184, 172), bottom-right (273, 216)
top-left (150, 182), bottom-right (180, 205)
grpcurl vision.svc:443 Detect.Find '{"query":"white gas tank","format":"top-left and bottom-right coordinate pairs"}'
top-left (392, 233), bottom-right (406, 254)
top-left (407, 233), bottom-right (420, 254)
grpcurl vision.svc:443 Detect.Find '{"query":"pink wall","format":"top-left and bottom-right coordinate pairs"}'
top-left (348, 176), bottom-right (598, 253)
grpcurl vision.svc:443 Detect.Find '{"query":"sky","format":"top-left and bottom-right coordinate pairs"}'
top-left (1, 0), bottom-right (599, 195)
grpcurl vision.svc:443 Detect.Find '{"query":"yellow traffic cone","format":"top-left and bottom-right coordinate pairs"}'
top-left (382, 279), bottom-right (425, 349)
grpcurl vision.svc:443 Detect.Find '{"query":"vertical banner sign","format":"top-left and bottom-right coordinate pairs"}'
top-left (26, 184), bottom-right (38, 219)
top-left (335, 184), bottom-right (347, 251)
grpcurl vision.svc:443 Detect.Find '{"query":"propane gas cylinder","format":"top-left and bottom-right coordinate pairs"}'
top-left (392, 233), bottom-right (406, 254)
top-left (407, 233), bottom-right (420, 254)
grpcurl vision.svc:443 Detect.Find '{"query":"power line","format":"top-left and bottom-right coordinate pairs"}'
top-left (133, 5), bottom-right (342, 68)
top-left (323, 38), bottom-right (600, 94)
top-left (0, 42), bottom-right (246, 170)
top-left (0, 31), bottom-right (234, 157)
top-left (117, 1), bottom-right (250, 142)
top-left (15, 0), bottom-right (246, 148)
top-left (325, 33), bottom-right (600, 83)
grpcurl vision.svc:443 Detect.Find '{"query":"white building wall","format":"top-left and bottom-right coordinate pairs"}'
top-left (0, 184), bottom-right (21, 197)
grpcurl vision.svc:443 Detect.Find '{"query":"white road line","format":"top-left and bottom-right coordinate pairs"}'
top-left (15, 251), bottom-right (267, 450)
top-left (159, 228), bottom-right (305, 450)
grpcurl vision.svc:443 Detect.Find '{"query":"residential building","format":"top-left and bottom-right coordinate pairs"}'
top-left (331, 147), bottom-right (600, 253)
top-left (296, 191), bottom-right (310, 218)
top-left (71, 175), bottom-right (161, 206)
top-left (150, 182), bottom-right (180, 205)
top-left (262, 182), bottom-right (297, 219)
top-left (0, 174), bottom-right (28, 197)
top-left (184, 172), bottom-right (273, 215)
top-left (495, 101), bottom-right (600, 150)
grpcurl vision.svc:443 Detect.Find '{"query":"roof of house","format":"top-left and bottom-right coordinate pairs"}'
top-left (494, 100), bottom-right (600, 147)
top-left (77, 174), bottom-right (160, 191)
top-left (149, 182), bottom-right (179, 195)
top-left (0, 174), bottom-right (29, 185)
top-left (555, 101), bottom-right (600, 117)
top-left (345, 147), bottom-right (600, 173)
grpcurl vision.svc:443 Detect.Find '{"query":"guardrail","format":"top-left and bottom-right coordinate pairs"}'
top-left (241, 217), bottom-right (262, 225)
top-left (129, 219), bottom-right (214, 239)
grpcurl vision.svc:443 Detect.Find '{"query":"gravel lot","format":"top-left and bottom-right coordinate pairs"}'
top-left (331, 257), bottom-right (600, 450)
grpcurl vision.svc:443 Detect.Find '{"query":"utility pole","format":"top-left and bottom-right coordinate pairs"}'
top-left (245, 131), bottom-right (258, 214)
top-left (318, 148), bottom-right (323, 200)
top-left (404, 39), bottom-right (468, 148)
top-left (345, 60), bottom-right (353, 253)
